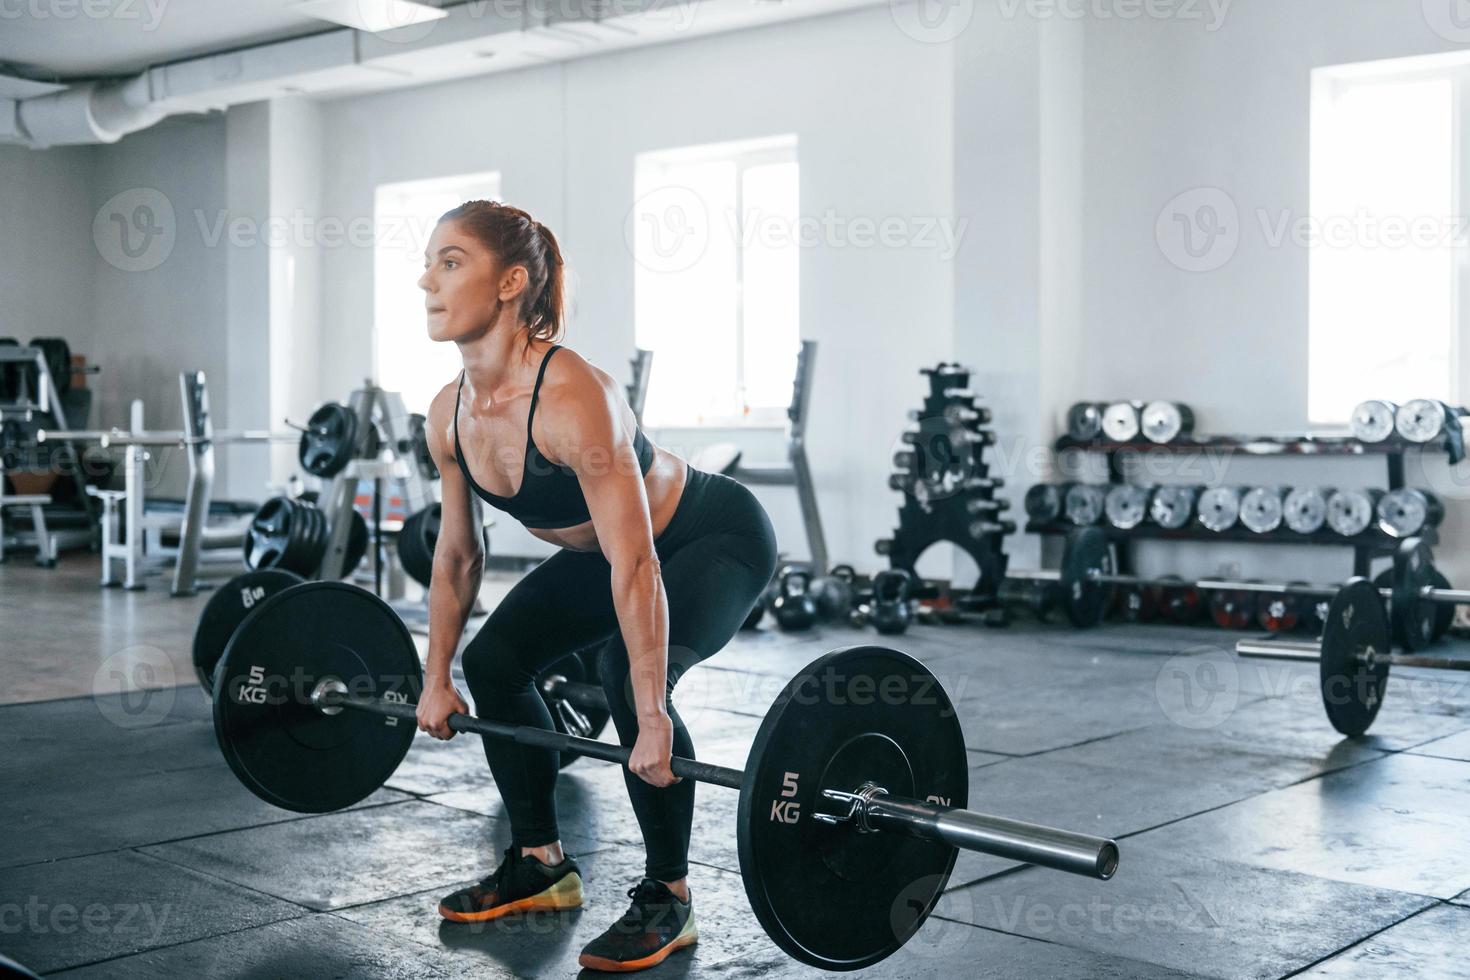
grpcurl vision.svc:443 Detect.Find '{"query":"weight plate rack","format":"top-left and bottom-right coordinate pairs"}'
top-left (875, 362), bottom-right (1012, 606)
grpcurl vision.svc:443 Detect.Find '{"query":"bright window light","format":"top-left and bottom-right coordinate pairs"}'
top-left (633, 136), bottom-right (799, 427)
top-left (374, 171), bottom-right (501, 414)
top-left (1309, 70), bottom-right (1457, 424)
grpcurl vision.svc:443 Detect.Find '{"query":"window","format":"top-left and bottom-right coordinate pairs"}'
top-left (1309, 61), bottom-right (1460, 424)
top-left (632, 136), bottom-right (799, 427)
top-left (374, 171), bottom-right (501, 413)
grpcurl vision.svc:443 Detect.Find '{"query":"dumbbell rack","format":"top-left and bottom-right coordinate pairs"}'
top-left (1032, 432), bottom-right (1449, 579)
top-left (877, 363), bottom-right (1011, 604)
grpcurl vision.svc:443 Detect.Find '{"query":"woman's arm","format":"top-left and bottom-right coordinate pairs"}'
top-left (415, 382), bottom-right (484, 739)
top-left (539, 357), bottom-right (676, 786)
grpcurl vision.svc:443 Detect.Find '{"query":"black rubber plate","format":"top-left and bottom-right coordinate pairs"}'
top-left (1063, 526), bottom-right (1114, 627)
top-left (193, 569), bottom-right (305, 693)
top-left (1319, 578), bottom-right (1392, 737)
top-left (1391, 539), bottom-right (1437, 652)
top-left (213, 582), bottom-right (422, 813)
top-left (736, 646), bottom-right (968, 971)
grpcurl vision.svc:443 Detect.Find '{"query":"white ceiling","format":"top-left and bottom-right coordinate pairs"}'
top-left (0, 0), bottom-right (450, 80)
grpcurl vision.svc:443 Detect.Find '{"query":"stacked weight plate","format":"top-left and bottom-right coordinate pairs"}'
top-left (243, 497), bottom-right (368, 578)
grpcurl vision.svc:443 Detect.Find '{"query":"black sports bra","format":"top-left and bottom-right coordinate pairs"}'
top-left (453, 345), bottom-right (655, 529)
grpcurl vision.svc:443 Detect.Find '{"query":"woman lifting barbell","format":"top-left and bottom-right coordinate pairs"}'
top-left (413, 200), bottom-right (778, 972)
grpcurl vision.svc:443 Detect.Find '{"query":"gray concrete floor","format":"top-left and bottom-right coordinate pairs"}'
top-left (3, 557), bottom-right (1470, 978)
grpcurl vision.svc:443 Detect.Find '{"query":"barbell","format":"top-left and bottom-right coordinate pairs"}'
top-left (1233, 578), bottom-right (1470, 736)
top-left (1012, 529), bottom-right (1460, 651)
top-left (211, 581), bottom-right (1119, 971)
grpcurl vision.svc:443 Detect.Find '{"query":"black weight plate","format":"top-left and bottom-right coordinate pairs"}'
top-left (1391, 538), bottom-right (1437, 652)
top-left (298, 402), bottom-right (358, 478)
top-left (1429, 567), bottom-right (1455, 641)
top-left (1319, 578), bottom-right (1391, 737)
top-left (0, 337), bottom-right (19, 401)
top-left (338, 509), bottom-right (369, 578)
top-left (193, 569), bottom-right (305, 693)
top-left (29, 337), bottom-right (71, 396)
top-left (736, 646), bottom-right (968, 971)
top-left (1062, 526), bottom-right (1113, 627)
top-left (399, 503), bottom-right (440, 587)
top-left (407, 413), bottom-right (439, 482)
top-left (243, 497), bottom-right (293, 571)
top-left (214, 582), bottom-right (422, 813)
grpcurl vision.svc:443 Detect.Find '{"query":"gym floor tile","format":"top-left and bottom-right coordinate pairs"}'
top-left (706, 929), bottom-right (1205, 980)
top-left (334, 843), bottom-right (776, 978)
top-left (1136, 753), bottom-right (1470, 899)
top-left (937, 840), bottom-right (1433, 980)
top-left (1294, 902), bottom-right (1470, 978)
top-left (0, 755), bottom-right (410, 870)
top-left (48, 908), bottom-right (520, 979)
top-left (944, 738), bottom-right (1347, 888)
top-left (139, 799), bottom-right (604, 912)
top-left (0, 848), bottom-right (301, 975)
top-left (0, 688), bottom-right (217, 783)
top-left (1404, 726), bottom-right (1470, 762)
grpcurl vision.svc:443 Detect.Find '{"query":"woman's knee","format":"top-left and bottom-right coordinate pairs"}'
top-left (461, 630), bottom-right (534, 702)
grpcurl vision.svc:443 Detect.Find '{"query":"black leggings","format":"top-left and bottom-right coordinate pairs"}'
top-left (461, 465), bottom-right (778, 882)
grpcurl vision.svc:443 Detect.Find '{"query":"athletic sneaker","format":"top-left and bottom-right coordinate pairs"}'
top-left (438, 847), bottom-right (584, 923)
top-left (578, 878), bottom-right (698, 972)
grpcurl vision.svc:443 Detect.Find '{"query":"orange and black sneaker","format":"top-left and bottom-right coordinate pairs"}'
top-left (577, 878), bottom-right (698, 973)
top-left (438, 847), bottom-right (584, 923)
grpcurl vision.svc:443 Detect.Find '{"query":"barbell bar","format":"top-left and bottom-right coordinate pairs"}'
top-left (213, 581), bottom-right (1119, 970)
top-left (1009, 528), bottom-right (1454, 649)
top-left (1230, 579), bottom-right (1470, 737)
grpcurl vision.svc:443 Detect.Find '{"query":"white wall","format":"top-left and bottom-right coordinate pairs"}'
top-left (0, 143), bottom-right (94, 351)
top-left (318, 6), bottom-right (954, 565)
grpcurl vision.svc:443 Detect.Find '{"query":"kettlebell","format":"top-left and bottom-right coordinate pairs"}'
top-left (810, 564), bottom-right (857, 622)
top-left (870, 569), bottom-right (914, 635)
top-left (771, 566), bottom-right (818, 632)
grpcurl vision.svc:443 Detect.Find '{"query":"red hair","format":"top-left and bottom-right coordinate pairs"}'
top-left (440, 200), bottom-right (565, 348)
